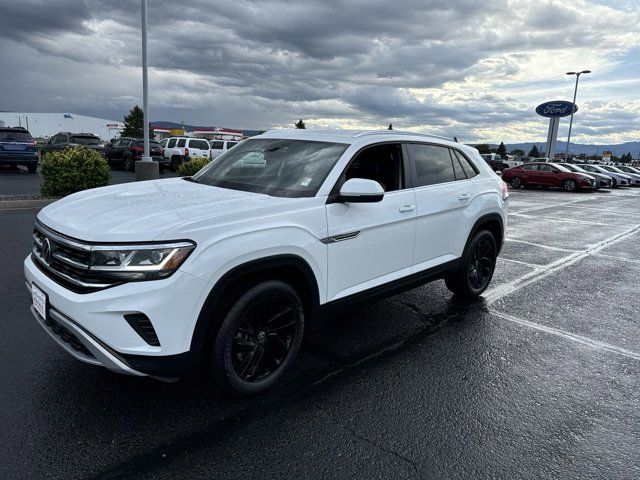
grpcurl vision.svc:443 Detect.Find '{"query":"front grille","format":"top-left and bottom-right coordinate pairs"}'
top-left (45, 314), bottom-right (95, 358)
top-left (32, 222), bottom-right (120, 293)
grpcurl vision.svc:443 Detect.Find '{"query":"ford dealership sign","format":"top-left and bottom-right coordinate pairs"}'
top-left (535, 101), bottom-right (578, 118)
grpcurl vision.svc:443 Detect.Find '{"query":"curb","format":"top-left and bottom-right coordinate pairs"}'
top-left (0, 198), bottom-right (58, 210)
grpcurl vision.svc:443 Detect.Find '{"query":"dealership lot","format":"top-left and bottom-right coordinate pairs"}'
top-left (1, 186), bottom-right (639, 479)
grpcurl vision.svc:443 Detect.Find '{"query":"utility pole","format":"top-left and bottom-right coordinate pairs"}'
top-left (564, 70), bottom-right (591, 161)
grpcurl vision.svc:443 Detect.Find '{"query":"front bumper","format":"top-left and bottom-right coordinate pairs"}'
top-left (24, 255), bottom-right (210, 377)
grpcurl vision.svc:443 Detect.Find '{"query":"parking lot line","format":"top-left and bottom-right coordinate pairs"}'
top-left (504, 238), bottom-right (578, 252)
top-left (487, 224), bottom-right (640, 304)
top-left (593, 253), bottom-right (640, 265)
top-left (498, 257), bottom-right (545, 269)
top-left (491, 311), bottom-right (640, 361)
top-left (509, 212), bottom-right (635, 228)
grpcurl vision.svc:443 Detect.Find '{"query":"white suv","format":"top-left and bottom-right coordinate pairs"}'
top-left (209, 139), bottom-right (240, 159)
top-left (163, 137), bottom-right (211, 170)
top-left (25, 129), bottom-right (508, 394)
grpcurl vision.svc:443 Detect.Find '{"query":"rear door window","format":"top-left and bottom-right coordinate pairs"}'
top-left (189, 139), bottom-right (210, 150)
top-left (167, 138), bottom-right (177, 148)
top-left (211, 141), bottom-right (224, 150)
top-left (452, 150), bottom-right (478, 178)
top-left (177, 138), bottom-right (186, 147)
top-left (407, 143), bottom-right (456, 187)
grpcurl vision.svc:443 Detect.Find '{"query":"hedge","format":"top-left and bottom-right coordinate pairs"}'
top-left (177, 157), bottom-right (211, 177)
top-left (40, 147), bottom-right (111, 197)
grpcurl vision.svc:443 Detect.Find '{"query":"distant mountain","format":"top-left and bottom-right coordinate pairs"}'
top-left (494, 140), bottom-right (640, 157)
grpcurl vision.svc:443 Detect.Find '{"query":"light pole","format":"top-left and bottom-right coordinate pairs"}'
top-left (564, 70), bottom-right (590, 161)
top-left (136, 0), bottom-right (159, 180)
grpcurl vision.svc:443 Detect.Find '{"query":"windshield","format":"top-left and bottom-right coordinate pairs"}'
top-left (71, 136), bottom-right (100, 145)
top-left (606, 166), bottom-right (624, 173)
top-left (193, 138), bottom-right (349, 197)
top-left (568, 164), bottom-right (588, 173)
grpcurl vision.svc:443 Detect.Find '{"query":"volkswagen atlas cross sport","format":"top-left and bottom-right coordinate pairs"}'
top-left (25, 129), bottom-right (508, 394)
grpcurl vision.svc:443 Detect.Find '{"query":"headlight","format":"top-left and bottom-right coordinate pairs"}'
top-left (89, 241), bottom-right (195, 280)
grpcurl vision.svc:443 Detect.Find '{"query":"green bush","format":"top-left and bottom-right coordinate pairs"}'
top-left (177, 157), bottom-right (211, 177)
top-left (40, 146), bottom-right (111, 197)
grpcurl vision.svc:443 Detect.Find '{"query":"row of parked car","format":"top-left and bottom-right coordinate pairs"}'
top-left (501, 161), bottom-right (640, 191)
top-left (103, 136), bottom-right (241, 171)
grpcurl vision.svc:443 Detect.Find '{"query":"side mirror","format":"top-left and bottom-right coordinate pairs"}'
top-left (339, 178), bottom-right (384, 203)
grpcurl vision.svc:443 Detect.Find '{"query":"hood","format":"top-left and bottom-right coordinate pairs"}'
top-left (575, 173), bottom-right (594, 181)
top-left (38, 178), bottom-right (298, 242)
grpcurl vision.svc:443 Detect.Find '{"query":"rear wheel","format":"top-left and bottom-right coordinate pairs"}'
top-left (562, 179), bottom-right (577, 192)
top-left (510, 177), bottom-right (522, 188)
top-left (445, 230), bottom-right (497, 298)
top-left (210, 280), bottom-right (305, 395)
top-left (171, 156), bottom-right (182, 171)
top-left (27, 164), bottom-right (37, 174)
top-left (123, 155), bottom-right (134, 172)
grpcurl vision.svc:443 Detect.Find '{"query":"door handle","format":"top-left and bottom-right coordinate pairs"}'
top-left (458, 193), bottom-right (471, 201)
top-left (399, 205), bottom-right (415, 212)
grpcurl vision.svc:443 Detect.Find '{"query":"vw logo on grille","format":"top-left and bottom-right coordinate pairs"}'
top-left (42, 237), bottom-right (52, 264)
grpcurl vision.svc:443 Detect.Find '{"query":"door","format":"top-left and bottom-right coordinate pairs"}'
top-left (408, 143), bottom-right (478, 271)
top-left (325, 143), bottom-right (416, 301)
top-left (53, 133), bottom-right (68, 151)
top-left (537, 164), bottom-right (559, 186)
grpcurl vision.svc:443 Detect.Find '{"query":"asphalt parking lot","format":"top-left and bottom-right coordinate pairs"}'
top-left (1, 186), bottom-right (639, 479)
top-left (0, 165), bottom-right (178, 197)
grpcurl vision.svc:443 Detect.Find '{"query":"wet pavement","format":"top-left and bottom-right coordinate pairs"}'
top-left (0, 166), bottom-right (178, 197)
top-left (1, 186), bottom-right (639, 479)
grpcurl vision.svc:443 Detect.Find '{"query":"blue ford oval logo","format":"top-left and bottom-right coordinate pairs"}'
top-left (536, 101), bottom-right (578, 118)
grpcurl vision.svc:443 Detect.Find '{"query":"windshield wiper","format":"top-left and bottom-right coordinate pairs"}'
top-left (183, 176), bottom-right (198, 183)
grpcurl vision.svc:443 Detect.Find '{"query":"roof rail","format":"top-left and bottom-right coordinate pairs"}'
top-left (353, 130), bottom-right (455, 142)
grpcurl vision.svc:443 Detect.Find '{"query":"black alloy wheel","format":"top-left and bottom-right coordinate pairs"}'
top-left (211, 280), bottom-right (305, 395)
top-left (511, 177), bottom-right (522, 188)
top-left (445, 230), bottom-right (497, 298)
top-left (123, 155), bottom-right (134, 172)
top-left (467, 236), bottom-right (495, 291)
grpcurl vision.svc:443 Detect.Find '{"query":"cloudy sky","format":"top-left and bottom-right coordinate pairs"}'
top-left (0, 0), bottom-right (639, 143)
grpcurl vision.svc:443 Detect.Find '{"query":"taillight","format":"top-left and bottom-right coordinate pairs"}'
top-left (501, 181), bottom-right (509, 200)
top-left (131, 146), bottom-right (144, 152)
top-left (28, 141), bottom-right (36, 147)
top-left (184, 147), bottom-right (189, 156)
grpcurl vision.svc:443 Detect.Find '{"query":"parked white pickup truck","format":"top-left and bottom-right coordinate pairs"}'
top-left (480, 153), bottom-right (522, 171)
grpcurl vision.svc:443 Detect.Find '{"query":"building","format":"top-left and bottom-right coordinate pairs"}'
top-left (0, 112), bottom-right (123, 140)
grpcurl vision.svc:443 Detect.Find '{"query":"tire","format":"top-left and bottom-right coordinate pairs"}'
top-left (210, 280), bottom-right (305, 395)
top-left (27, 164), bottom-right (37, 174)
top-left (171, 156), bottom-right (182, 171)
top-left (123, 155), bottom-right (134, 172)
top-left (562, 179), bottom-right (577, 192)
top-left (510, 177), bottom-right (522, 188)
top-left (445, 230), bottom-right (498, 298)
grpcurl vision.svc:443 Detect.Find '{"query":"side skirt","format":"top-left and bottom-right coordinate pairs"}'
top-left (318, 259), bottom-right (460, 315)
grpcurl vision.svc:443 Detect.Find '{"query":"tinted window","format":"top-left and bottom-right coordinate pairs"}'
top-left (71, 136), bottom-right (99, 145)
top-left (522, 164), bottom-right (538, 170)
top-left (227, 142), bottom-right (238, 148)
top-left (450, 151), bottom-right (466, 180)
top-left (211, 141), bottom-right (224, 149)
top-left (342, 143), bottom-right (403, 192)
top-left (539, 164), bottom-right (554, 172)
top-left (408, 144), bottom-right (455, 187)
top-left (134, 141), bottom-right (160, 147)
top-left (177, 138), bottom-right (186, 147)
top-left (167, 138), bottom-right (177, 148)
top-left (193, 139), bottom-right (348, 197)
top-left (55, 135), bottom-right (67, 144)
top-left (0, 129), bottom-right (33, 141)
top-left (189, 139), bottom-right (210, 150)
top-left (452, 150), bottom-right (478, 178)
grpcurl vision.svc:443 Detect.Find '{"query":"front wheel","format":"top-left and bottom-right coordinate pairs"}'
top-left (210, 280), bottom-right (305, 395)
top-left (562, 179), bottom-right (577, 192)
top-left (445, 230), bottom-right (497, 298)
top-left (123, 155), bottom-right (134, 172)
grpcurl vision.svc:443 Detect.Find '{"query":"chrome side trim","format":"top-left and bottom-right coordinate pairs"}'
top-left (320, 230), bottom-right (362, 244)
top-left (35, 221), bottom-right (92, 251)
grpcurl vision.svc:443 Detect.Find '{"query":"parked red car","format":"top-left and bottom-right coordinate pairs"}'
top-left (502, 162), bottom-right (596, 192)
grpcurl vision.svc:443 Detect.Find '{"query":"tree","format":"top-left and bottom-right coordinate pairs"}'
top-left (496, 142), bottom-right (507, 159)
top-left (295, 119), bottom-right (306, 129)
top-left (475, 144), bottom-right (492, 154)
top-left (121, 105), bottom-right (144, 138)
top-left (388, 123), bottom-right (393, 130)
top-left (528, 145), bottom-right (540, 158)
top-left (510, 149), bottom-right (525, 156)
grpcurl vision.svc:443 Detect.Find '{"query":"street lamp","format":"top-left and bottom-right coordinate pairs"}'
top-left (564, 70), bottom-right (591, 161)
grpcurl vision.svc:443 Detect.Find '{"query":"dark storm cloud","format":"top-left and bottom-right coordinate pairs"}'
top-left (0, 0), bottom-right (638, 141)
